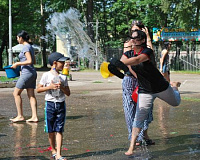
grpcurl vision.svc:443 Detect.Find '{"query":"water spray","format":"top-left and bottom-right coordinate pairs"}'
top-left (46, 8), bottom-right (102, 64)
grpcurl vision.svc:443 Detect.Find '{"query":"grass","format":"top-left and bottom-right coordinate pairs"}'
top-left (0, 76), bottom-right (18, 82)
top-left (172, 70), bottom-right (200, 74)
top-left (34, 64), bottom-right (43, 68)
top-left (81, 91), bottom-right (90, 94)
top-left (93, 81), bottom-right (103, 83)
top-left (182, 97), bottom-right (200, 102)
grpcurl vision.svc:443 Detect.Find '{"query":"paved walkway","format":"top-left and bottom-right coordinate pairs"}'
top-left (0, 71), bottom-right (200, 159)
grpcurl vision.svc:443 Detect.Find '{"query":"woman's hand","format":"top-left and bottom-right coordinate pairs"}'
top-left (142, 27), bottom-right (150, 37)
top-left (11, 63), bottom-right (18, 69)
top-left (142, 27), bottom-right (153, 50)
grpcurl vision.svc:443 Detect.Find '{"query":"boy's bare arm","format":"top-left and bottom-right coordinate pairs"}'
top-left (37, 83), bottom-right (52, 93)
top-left (60, 85), bottom-right (70, 96)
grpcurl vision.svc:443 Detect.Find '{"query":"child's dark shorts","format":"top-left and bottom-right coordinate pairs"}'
top-left (44, 101), bottom-right (66, 133)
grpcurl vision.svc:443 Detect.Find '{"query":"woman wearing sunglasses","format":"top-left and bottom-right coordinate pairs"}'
top-left (121, 29), bottom-right (181, 156)
top-left (121, 20), bottom-right (154, 146)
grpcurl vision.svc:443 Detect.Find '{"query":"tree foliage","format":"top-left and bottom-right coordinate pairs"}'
top-left (0, 0), bottom-right (199, 68)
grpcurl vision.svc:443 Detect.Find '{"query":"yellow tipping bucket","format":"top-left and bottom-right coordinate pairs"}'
top-left (100, 61), bottom-right (114, 78)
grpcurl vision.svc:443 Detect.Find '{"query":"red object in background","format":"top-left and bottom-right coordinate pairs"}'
top-left (132, 86), bottom-right (138, 103)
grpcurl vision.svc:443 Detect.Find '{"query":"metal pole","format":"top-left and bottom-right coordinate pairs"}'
top-left (95, 19), bottom-right (99, 70)
top-left (66, 32), bottom-right (71, 57)
top-left (8, 0), bottom-right (13, 65)
top-left (88, 19), bottom-right (104, 70)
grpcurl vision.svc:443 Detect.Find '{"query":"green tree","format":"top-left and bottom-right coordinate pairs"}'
top-left (104, 0), bottom-right (139, 48)
top-left (160, 0), bottom-right (200, 30)
top-left (0, 0), bottom-right (9, 69)
top-left (1, 0), bottom-right (200, 69)
top-left (0, 0), bottom-right (42, 69)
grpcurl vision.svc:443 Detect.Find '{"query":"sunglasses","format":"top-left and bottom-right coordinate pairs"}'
top-left (128, 35), bottom-right (141, 40)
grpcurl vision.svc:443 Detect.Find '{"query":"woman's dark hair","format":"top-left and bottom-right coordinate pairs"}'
top-left (17, 30), bottom-right (31, 43)
top-left (163, 42), bottom-right (171, 50)
top-left (131, 29), bottom-right (147, 48)
top-left (124, 20), bottom-right (145, 46)
top-left (131, 20), bottom-right (145, 31)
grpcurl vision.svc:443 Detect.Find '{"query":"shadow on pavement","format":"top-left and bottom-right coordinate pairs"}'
top-left (0, 156), bottom-right (50, 160)
top-left (67, 148), bottom-right (126, 159)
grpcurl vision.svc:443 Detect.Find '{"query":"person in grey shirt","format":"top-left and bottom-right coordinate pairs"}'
top-left (10, 30), bottom-right (38, 123)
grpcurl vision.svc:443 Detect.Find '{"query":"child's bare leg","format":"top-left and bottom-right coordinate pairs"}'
top-left (125, 127), bottom-right (141, 156)
top-left (162, 72), bottom-right (170, 82)
top-left (170, 81), bottom-right (181, 90)
top-left (56, 132), bottom-right (67, 160)
top-left (48, 132), bottom-right (56, 155)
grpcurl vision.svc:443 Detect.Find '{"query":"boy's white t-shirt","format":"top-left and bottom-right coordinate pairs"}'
top-left (39, 71), bottom-right (68, 102)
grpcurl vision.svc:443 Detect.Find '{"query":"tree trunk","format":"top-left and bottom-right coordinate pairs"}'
top-left (195, 1), bottom-right (200, 28)
top-left (86, 0), bottom-right (94, 69)
top-left (102, 0), bottom-right (109, 54)
top-left (0, 32), bottom-right (8, 69)
top-left (86, 0), bottom-right (94, 42)
top-left (41, 1), bottom-right (47, 68)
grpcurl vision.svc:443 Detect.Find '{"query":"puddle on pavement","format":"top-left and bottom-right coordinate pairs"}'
top-left (0, 93), bottom-right (200, 159)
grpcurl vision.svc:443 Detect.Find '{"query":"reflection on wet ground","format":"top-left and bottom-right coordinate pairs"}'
top-left (0, 72), bottom-right (200, 159)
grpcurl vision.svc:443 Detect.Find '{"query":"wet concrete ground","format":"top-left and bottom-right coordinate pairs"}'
top-left (0, 71), bottom-right (200, 160)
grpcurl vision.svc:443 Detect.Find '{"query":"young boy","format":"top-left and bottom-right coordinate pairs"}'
top-left (37, 52), bottom-right (70, 160)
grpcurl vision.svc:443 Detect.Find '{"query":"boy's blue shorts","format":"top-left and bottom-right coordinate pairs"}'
top-left (44, 101), bottom-right (66, 133)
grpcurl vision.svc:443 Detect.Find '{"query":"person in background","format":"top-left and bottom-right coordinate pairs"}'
top-left (10, 30), bottom-right (38, 123)
top-left (121, 20), bottom-right (154, 145)
top-left (13, 53), bottom-right (19, 64)
top-left (37, 52), bottom-right (70, 160)
top-left (160, 42), bottom-right (172, 82)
